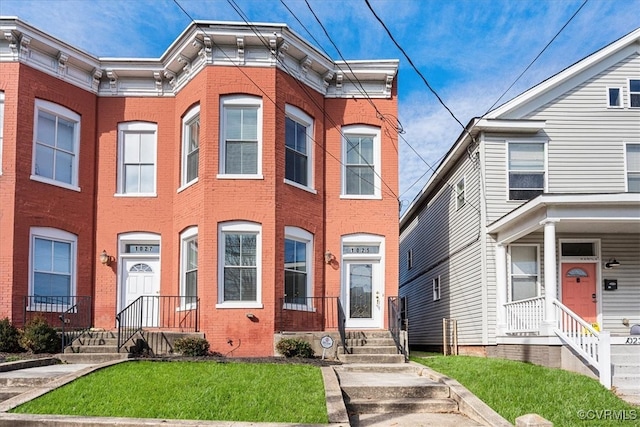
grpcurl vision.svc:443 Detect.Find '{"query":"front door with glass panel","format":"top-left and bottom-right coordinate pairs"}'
top-left (562, 263), bottom-right (597, 324)
top-left (121, 258), bottom-right (160, 327)
top-left (344, 260), bottom-right (382, 328)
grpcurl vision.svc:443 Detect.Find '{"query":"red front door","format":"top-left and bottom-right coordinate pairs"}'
top-left (562, 263), bottom-right (597, 324)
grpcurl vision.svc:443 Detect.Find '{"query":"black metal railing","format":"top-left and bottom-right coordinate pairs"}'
top-left (116, 296), bottom-right (200, 351)
top-left (277, 296), bottom-right (341, 332)
top-left (388, 296), bottom-right (408, 361)
top-left (337, 298), bottom-right (349, 355)
top-left (23, 295), bottom-right (92, 352)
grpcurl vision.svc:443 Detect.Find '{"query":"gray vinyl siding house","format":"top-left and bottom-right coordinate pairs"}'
top-left (400, 28), bottom-right (640, 391)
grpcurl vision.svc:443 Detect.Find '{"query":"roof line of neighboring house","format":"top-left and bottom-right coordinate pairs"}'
top-left (399, 27), bottom-right (640, 230)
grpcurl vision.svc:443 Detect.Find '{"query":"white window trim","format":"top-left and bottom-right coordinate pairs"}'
top-left (283, 226), bottom-right (314, 311)
top-left (456, 176), bottom-right (465, 210)
top-left (624, 141), bottom-right (640, 193)
top-left (180, 227), bottom-right (198, 310)
top-left (606, 86), bottom-right (623, 108)
top-left (341, 125), bottom-right (382, 199)
top-left (179, 105), bottom-right (200, 190)
top-left (432, 275), bottom-right (441, 301)
top-left (507, 244), bottom-right (540, 302)
top-left (0, 92), bottom-right (4, 176)
top-left (629, 78), bottom-right (640, 109)
top-left (116, 232), bottom-right (161, 312)
top-left (217, 221), bottom-right (263, 308)
top-left (28, 227), bottom-right (77, 310)
top-left (31, 99), bottom-right (81, 191)
top-left (284, 104), bottom-right (315, 192)
top-left (218, 95), bottom-right (263, 179)
top-left (505, 140), bottom-right (548, 202)
top-left (116, 121), bottom-right (158, 197)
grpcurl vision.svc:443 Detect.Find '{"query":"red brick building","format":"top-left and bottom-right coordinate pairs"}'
top-left (0, 18), bottom-right (399, 356)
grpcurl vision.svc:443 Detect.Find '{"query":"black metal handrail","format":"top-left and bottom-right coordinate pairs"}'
top-left (388, 296), bottom-right (408, 361)
top-left (277, 296), bottom-right (341, 332)
top-left (337, 298), bottom-right (349, 355)
top-left (23, 295), bottom-right (92, 352)
top-left (116, 296), bottom-right (200, 352)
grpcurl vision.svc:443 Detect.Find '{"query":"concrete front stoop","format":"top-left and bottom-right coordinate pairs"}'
top-left (57, 330), bottom-right (132, 364)
top-left (611, 344), bottom-right (640, 405)
top-left (334, 363), bottom-right (513, 427)
top-left (337, 331), bottom-right (405, 364)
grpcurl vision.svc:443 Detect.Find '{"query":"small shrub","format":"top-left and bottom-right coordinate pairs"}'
top-left (0, 317), bottom-right (22, 353)
top-left (174, 336), bottom-right (210, 356)
top-left (19, 317), bottom-right (60, 354)
top-left (276, 338), bottom-right (314, 358)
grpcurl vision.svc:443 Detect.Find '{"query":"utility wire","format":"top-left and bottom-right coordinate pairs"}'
top-left (484, 0), bottom-right (589, 114)
top-left (225, 0), bottom-right (399, 199)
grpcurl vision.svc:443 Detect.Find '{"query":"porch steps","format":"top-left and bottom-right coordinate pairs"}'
top-left (57, 331), bottom-right (131, 364)
top-left (338, 331), bottom-right (405, 364)
top-left (611, 344), bottom-right (640, 399)
top-left (335, 364), bottom-right (486, 426)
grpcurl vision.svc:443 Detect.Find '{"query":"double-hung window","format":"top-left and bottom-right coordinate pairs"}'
top-left (508, 142), bottom-right (546, 201)
top-left (285, 105), bottom-right (313, 189)
top-left (219, 95), bottom-right (262, 177)
top-left (181, 106), bottom-right (200, 187)
top-left (342, 125), bottom-right (381, 198)
top-left (117, 122), bottom-right (157, 196)
top-left (30, 227), bottom-right (76, 305)
top-left (32, 100), bottom-right (81, 190)
top-left (218, 222), bottom-right (262, 307)
top-left (630, 79), bottom-right (640, 108)
top-left (626, 143), bottom-right (640, 192)
top-left (180, 227), bottom-right (198, 308)
top-left (509, 245), bottom-right (539, 301)
top-left (284, 227), bottom-right (313, 309)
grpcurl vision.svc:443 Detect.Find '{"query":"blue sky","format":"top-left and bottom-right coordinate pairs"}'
top-left (2, 0), bottom-right (639, 210)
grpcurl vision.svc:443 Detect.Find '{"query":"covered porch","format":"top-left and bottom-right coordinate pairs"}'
top-left (487, 193), bottom-right (640, 387)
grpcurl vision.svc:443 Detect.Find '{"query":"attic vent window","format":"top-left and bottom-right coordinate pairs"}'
top-left (566, 268), bottom-right (588, 278)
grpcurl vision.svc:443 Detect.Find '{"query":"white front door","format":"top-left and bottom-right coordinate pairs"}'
top-left (344, 260), bottom-right (382, 328)
top-left (122, 258), bottom-right (160, 327)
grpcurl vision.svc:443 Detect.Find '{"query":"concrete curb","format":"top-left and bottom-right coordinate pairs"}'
top-left (321, 367), bottom-right (349, 425)
top-left (0, 358), bottom-right (60, 373)
top-left (410, 362), bottom-right (513, 427)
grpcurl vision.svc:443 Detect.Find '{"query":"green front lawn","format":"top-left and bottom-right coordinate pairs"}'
top-left (414, 355), bottom-right (638, 426)
top-left (11, 360), bottom-right (328, 424)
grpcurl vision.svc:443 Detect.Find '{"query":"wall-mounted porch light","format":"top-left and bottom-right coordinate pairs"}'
top-left (324, 251), bottom-right (335, 264)
top-left (99, 249), bottom-right (112, 266)
top-left (604, 258), bottom-right (620, 269)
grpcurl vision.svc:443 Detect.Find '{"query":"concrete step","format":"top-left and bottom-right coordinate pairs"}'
top-left (336, 363), bottom-right (418, 374)
top-left (612, 363), bottom-right (640, 375)
top-left (64, 345), bottom-right (119, 354)
top-left (612, 374), bottom-right (640, 388)
top-left (79, 331), bottom-right (118, 339)
top-left (0, 386), bottom-right (31, 402)
top-left (348, 346), bottom-right (399, 355)
top-left (345, 331), bottom-right (393, 339)
top-left (72, 338), bottom-right (118, 346)
top-left (0, 377), bottom-right (52, 387)
top-left (338, 354), bottom-right (406, 364)
top-left (55, 353), bottom-right (131, 364)
top-left (345, 338), bottom-right (396, 347)
top-left (616, 387), bottom-right (640, 396)
top-left (342, 384), bottom-right (450, 399)
top-left (346, 397), bottom-right (458, 414)
top-left (610, 345), bottom-right (640, 356)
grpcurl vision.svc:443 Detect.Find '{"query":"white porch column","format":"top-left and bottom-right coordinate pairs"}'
top-left (542, 220), bottom-right (558, 333)
top-left (495, 244), bottom-right (508, 334)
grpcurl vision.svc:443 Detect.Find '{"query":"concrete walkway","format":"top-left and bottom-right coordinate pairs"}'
top-left (0, 358), bottom-right (508, 427)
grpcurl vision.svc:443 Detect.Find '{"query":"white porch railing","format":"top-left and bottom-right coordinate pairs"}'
top-left (504, 296), bottom-right (545, 333)
top-left (553, 299), bottom-right (611, 388)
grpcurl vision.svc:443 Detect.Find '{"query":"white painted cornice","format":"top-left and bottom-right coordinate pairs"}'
top-left (0, 18), bottom-right (398, 99)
